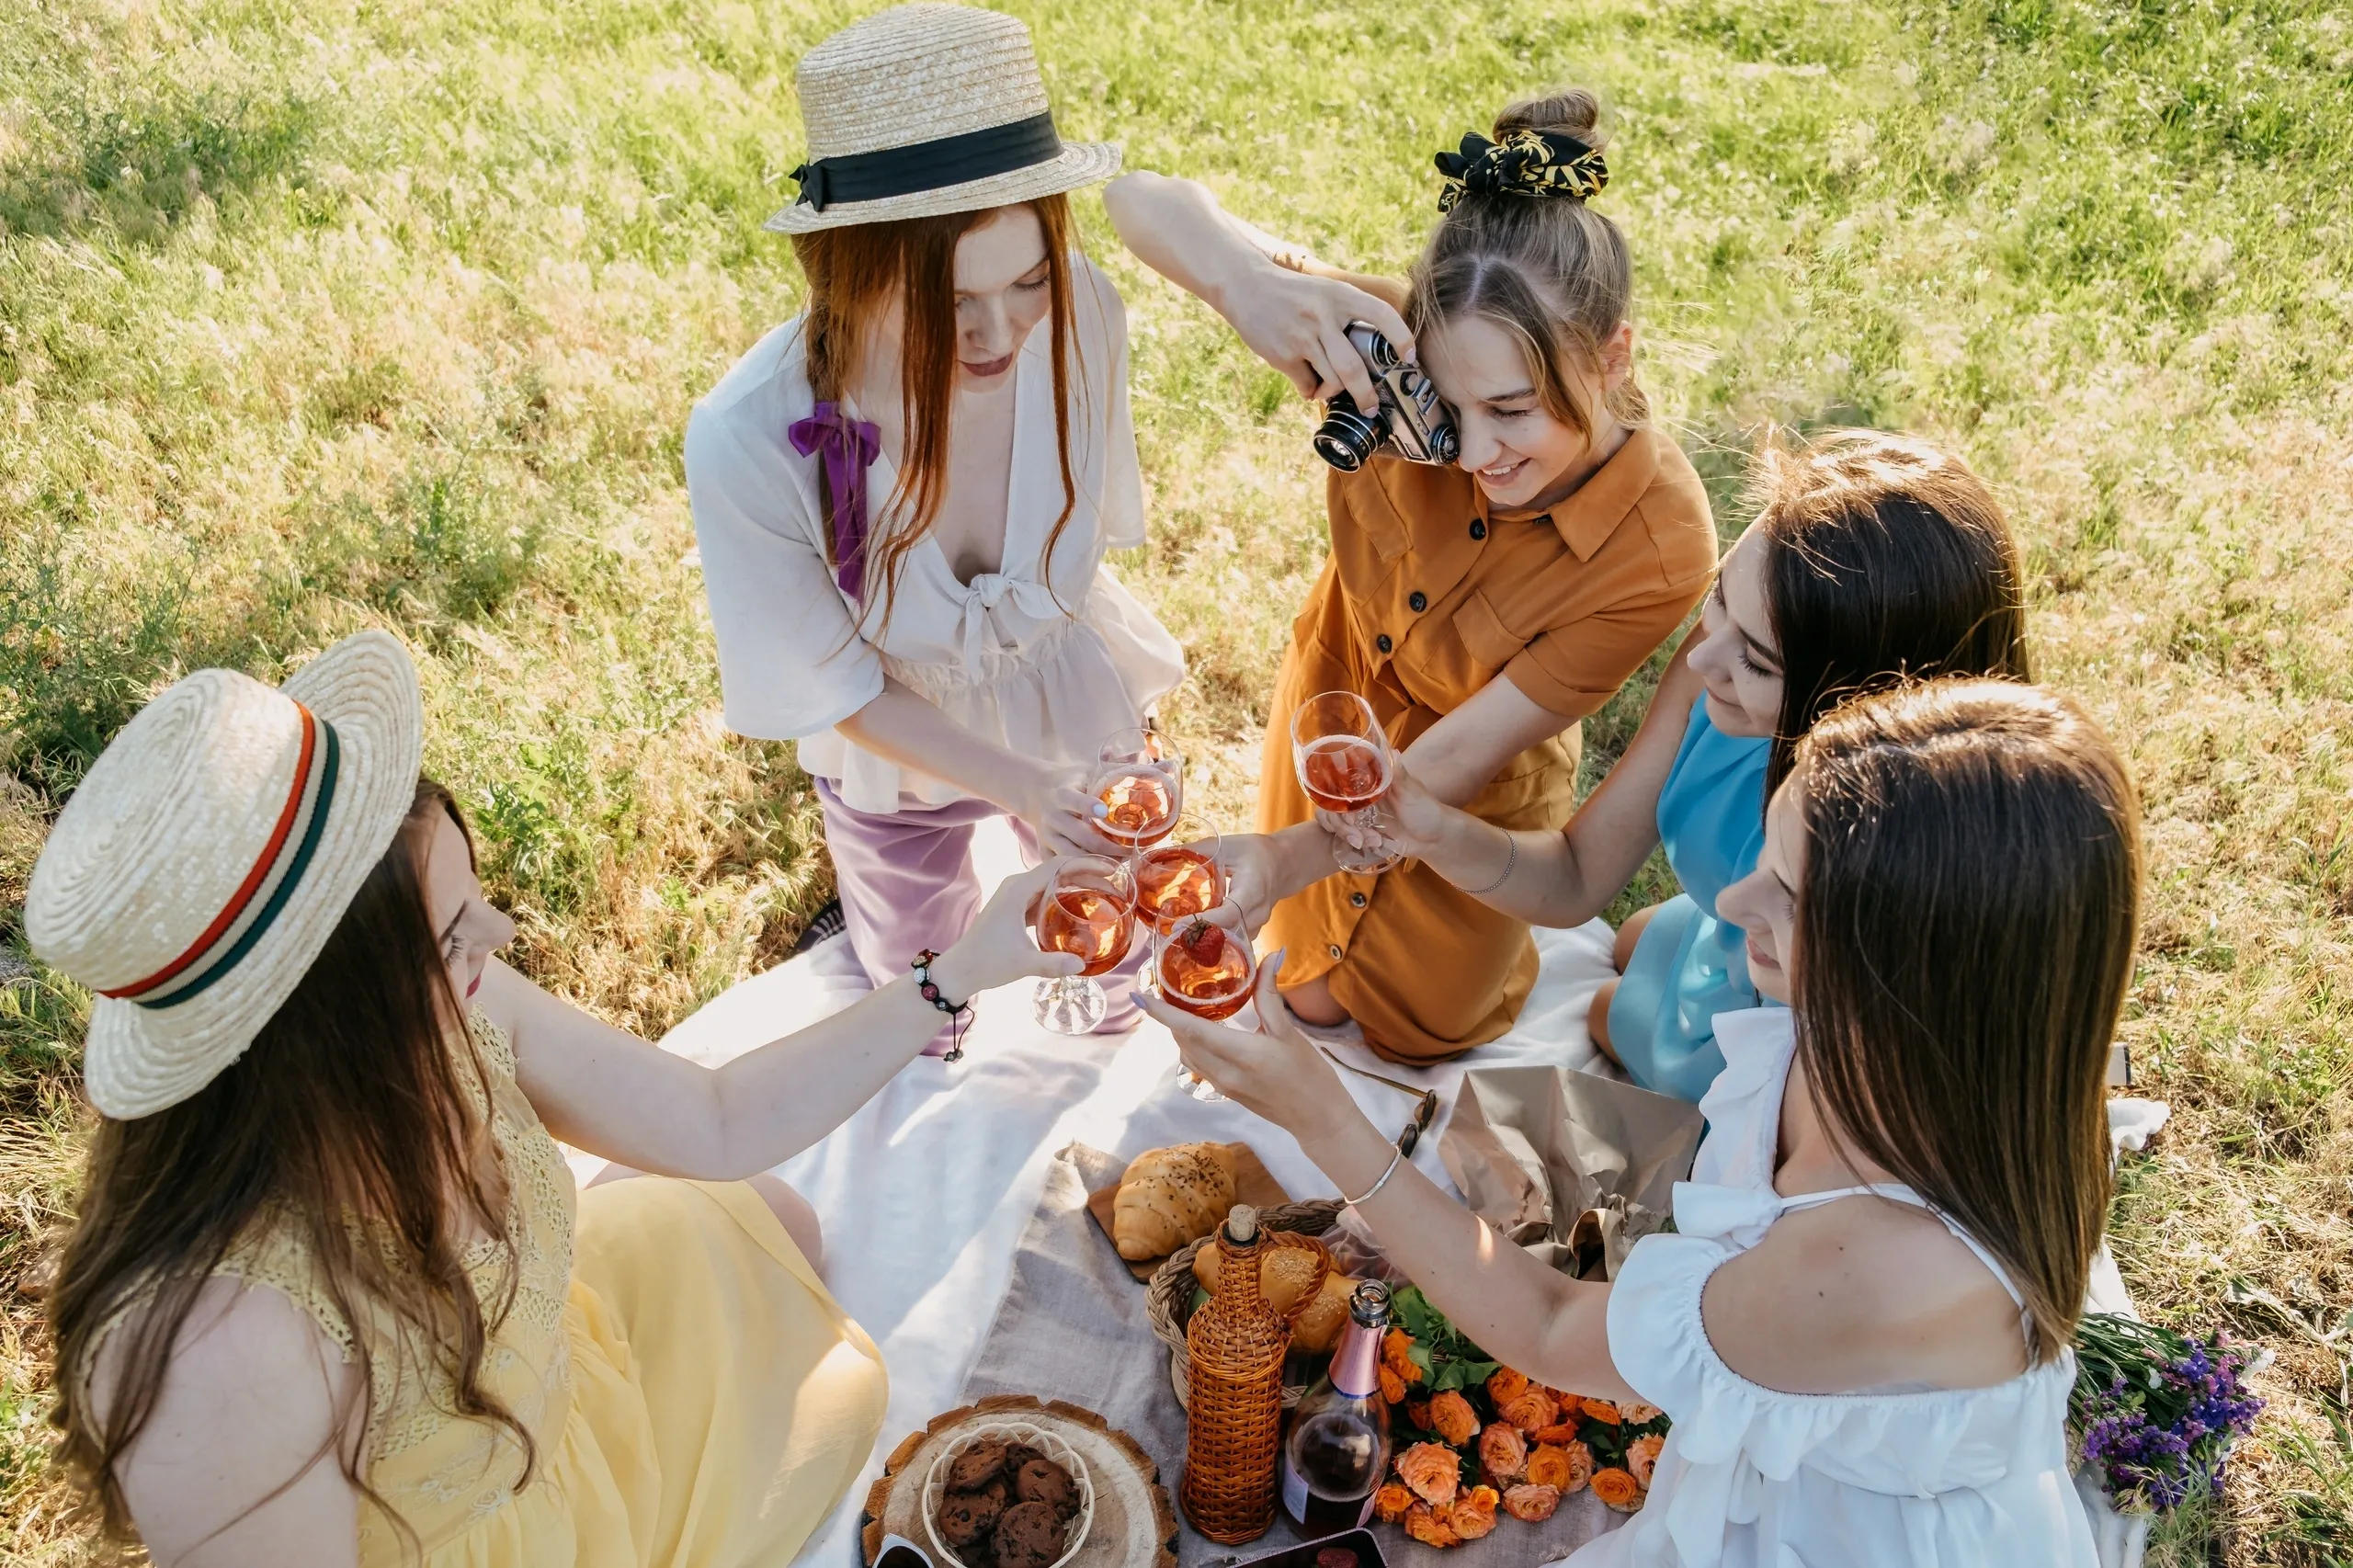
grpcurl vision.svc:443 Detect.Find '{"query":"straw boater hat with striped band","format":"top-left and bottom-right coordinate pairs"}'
top-left (25, 631), bottom-right (425, 1119)
top-left (765, 3), bottom-right (1120, 233)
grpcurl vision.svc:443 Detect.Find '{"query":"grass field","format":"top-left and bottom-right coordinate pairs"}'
top-left (3, 0), bottom-right (2350, 1559)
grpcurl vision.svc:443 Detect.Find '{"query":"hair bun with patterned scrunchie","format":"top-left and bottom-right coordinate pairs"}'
top-left (1434, 129), bottom-right (1609, 212)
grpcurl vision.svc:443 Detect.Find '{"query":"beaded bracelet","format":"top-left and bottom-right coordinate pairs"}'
top-left (911, 949), bottom-right (973, 1062)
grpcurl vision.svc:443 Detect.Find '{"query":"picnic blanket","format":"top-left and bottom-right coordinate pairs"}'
top-left (612, 817), bottom-right (1624, 1565)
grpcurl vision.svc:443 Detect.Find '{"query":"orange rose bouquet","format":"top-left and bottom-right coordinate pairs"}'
top-left (1366, 1288), bottom-right (1674, 1546)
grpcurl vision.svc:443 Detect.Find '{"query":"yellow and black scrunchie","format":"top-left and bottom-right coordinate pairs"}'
top-left (1434, 129), bottom-right (1609, 211)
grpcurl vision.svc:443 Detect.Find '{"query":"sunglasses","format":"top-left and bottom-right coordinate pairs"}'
top-left (1318, 1046), bottom-right (1439, 1155)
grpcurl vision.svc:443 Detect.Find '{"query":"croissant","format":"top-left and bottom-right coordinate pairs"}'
top-left (1114, 1142), bottom-right (1236, 1259)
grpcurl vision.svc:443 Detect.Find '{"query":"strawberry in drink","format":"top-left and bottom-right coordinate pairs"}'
top-left (1158, 919), bottom-right (1253, 1021)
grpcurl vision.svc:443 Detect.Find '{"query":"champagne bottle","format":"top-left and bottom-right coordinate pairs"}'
top-left (1180, 1205), bottom-right (1290, 1544)
top-left (1280, 1279), bottom-right (1393, 1533)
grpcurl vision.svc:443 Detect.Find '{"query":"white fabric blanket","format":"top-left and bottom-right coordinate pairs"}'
top-left (589, 818), bottom-right (1620, 1565)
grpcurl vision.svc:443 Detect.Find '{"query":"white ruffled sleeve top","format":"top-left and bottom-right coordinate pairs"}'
top-left (1574, 1008), bottom-right (2099, 1568)
top-left (685, 255), bottom-right (1185, 814)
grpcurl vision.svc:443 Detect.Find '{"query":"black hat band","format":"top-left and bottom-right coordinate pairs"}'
top-left (792, 112), bottom-right (1063, 212)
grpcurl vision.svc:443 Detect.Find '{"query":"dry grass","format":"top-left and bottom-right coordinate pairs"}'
top-left (3, 0), bottom-right (2350, 1559)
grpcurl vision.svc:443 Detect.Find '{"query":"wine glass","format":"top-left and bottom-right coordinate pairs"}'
top-left (1154, 913), bottom-right (1257, 1102)
top-left (1131, 817), bottom-right (1226, 937)
top-left (1032, 854), bottom-right (1138, 1035)
top-left (1092, 727), bottom-right (1184, 852)
top-left (1291, 691), bottom-right (1404, 874)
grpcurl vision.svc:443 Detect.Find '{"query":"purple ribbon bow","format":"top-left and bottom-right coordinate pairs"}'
top-left (788, 402), bottom-right (882, 599)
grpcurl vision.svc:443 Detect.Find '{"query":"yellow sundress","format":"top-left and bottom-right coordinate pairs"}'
top-left (107, 1012), bottom-right (888, 1565)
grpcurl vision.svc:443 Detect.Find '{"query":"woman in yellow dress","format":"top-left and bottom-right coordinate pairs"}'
top-left (24, 630), bottom-right (1081, 1567)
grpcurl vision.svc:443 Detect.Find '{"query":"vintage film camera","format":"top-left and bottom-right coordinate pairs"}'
top-left (1312, 323), bottom-right (1460, 472)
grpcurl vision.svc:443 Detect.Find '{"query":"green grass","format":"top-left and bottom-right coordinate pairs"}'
top-left (3, 0), bottom-right (2351, 1559)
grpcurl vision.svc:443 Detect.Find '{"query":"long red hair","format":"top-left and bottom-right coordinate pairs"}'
top-left (790, 196), bottom-right (1083, 634)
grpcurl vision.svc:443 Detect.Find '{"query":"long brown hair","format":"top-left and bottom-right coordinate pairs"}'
top-left (1788, 679), bottom-right (2140, 1364)
top-left (48, 778), bottom-right (529, 1552)
top-left (1409, 88), bottom-right (1647, 440)
top-left (790, 195), bottom-right (1083, 633)
top-left (1753, 430), bottom-right (2033, 790)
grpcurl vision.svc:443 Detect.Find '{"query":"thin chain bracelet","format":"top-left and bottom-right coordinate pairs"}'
top-left (1461, 825), bottom-right (1518, 896)
top-left (911, 949), bottom-right (973, 1062)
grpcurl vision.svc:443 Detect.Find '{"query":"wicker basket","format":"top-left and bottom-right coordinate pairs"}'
top-left (1146, 1199), bottom-right (1344, 1412)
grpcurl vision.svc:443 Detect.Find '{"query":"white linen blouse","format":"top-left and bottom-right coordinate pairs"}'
top-left (1576, 1007), bottom-right (2098, 1568)
top-left (685, 255), bottom-right (1185, 813)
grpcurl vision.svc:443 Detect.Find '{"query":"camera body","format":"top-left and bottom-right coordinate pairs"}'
top-left (1313, 324), bottom-right (1461, 472)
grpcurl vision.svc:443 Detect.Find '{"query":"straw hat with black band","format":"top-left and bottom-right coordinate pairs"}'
top-left (25, 631), bottom-right (426, 1120)
top-left (765, 3), bottom-right (1121, 234)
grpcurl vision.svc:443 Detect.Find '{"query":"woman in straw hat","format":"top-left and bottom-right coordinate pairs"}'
top-left (28, 631), bottom-right (1084, 1565)
top-left (688, 2), bottom-right (1181, 1045)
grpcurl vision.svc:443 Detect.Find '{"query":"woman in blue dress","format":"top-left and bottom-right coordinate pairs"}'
top-left (1375, 430), bottom-right (2032, 1099)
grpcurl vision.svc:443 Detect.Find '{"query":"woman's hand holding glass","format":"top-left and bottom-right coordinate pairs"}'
top-left (931, 862), bottom-right (1085, 1004)
top-left (1008, 758), bottom-right (1111, 859)
top-left (1136, 955), bottom-right (1362, 1141)
top-left (1327, 763), bottom-right (1449, 862)
top-left (1210, 831), bottom-right (1286, 935)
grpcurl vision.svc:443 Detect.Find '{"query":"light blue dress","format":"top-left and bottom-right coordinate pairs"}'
top-left (1604, 696), bottom-right (1777, 1102)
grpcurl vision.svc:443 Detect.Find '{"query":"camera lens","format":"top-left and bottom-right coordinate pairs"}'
top-left (1429, 423), bottom-right (1461, 464)
top-left (1314, 403), bottom-right (1384, 472)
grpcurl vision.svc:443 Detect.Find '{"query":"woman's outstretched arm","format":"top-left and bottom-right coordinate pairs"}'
top-left (1103, 171), bottom-right (1408, 411)
top-left (1369, 638), bottom-right (1707, 926)
top-left (497, 862), bottom-right (1080, 1181)
top-left (835, 676), bottom-right (1107, 858)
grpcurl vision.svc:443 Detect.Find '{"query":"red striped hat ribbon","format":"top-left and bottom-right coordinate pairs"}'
top-left (99, 702), bottom-right (343, 1010)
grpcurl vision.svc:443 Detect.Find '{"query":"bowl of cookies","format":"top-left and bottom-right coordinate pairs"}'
top-left (922, 1420), bottom-right (1096, 1568)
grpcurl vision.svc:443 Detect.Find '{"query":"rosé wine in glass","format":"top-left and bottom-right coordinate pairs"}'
top-left (1157, 916), bottom-right (1257, 1102)
top-left (1299, 735), bottom-right (1391, 812)
top-left (1290, 691), bottom-right (1404, 874)
top-left (1032, 854), bottom-right (1136, 1035)
top-left (1133, 818), bottom-right (1225, 936)
top-left (1094, 727), bottom-right (1184, 850)
top-left (1040, 885), bottom-right (1138, 976)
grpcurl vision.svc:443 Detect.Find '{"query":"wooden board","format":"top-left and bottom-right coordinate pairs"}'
top-left (1084, 1142), bottom-right (1293, 1280)
top-left (861, 1394), bottom-right (1176, 1568)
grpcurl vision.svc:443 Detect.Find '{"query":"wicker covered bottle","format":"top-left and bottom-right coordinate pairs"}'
top-left (1180, 1203), bottom-right (1290, 1543)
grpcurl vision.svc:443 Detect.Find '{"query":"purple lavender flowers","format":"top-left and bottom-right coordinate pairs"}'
top-left (2072, 1312), bottom-right (2267, 1513)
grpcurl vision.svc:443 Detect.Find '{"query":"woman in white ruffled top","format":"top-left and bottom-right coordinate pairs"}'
top-left (688, 6), bottom-right (1182, 1045)
top-left (1152, 676), bottom-right (2131, 1565)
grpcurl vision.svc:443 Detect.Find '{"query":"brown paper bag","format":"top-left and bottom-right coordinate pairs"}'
top-left (1438, 1066), bottom-right (1704, 1279)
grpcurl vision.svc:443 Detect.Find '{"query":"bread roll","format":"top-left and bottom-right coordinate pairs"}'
top-left (1192, 1234), bottom-right (1324, 1314)
top-left (1113, 1143), bottom-right (1237, 1259)
top-left (1292, 1271), bottom-right (1358, 1354)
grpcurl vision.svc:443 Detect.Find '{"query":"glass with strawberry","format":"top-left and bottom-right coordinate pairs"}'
top-left (1092, 726), bottom-right (1184, 851)
top-left (1031, 854), bottom-right (1138, 1035)
top-left (1291, 690), bottom-right (1404, 874)
top-left (1132, 817), bottom-right (1226, 937)
top-left (1154, 914), bottom-right (1257, 1101)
